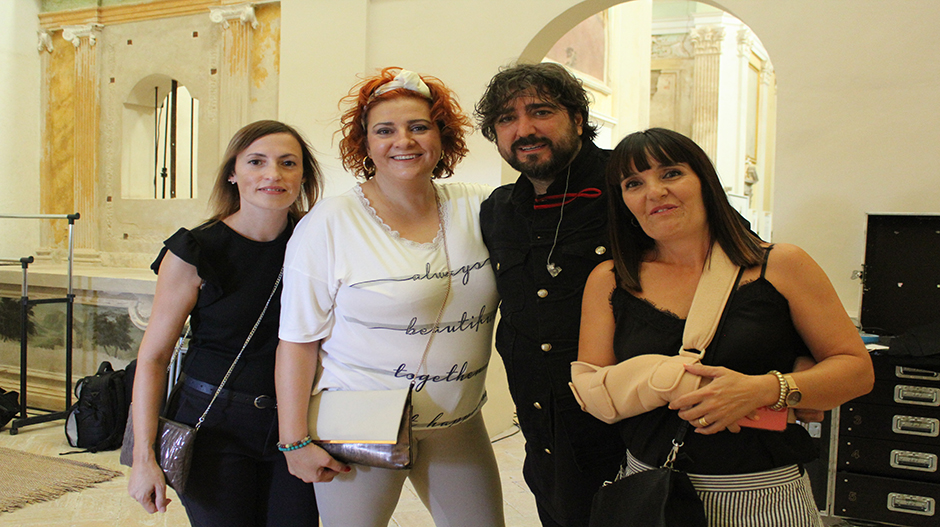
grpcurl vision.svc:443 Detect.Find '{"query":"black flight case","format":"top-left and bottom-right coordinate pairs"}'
top-left (830, 213), bottom-right (940, 526)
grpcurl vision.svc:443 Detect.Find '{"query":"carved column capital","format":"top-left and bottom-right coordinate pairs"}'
top-left (737, 28), bottom-right (754, 58)
top-left (62, 24), bottom-right (103, 48)
top-left (761, 63), bottom-right (775, 86)
top-left (690, 26), bottom-right (724, 56)
top-left (209, 4), bottom-right (259, 30)
top-left (37, 29), bottom-right (54, 53)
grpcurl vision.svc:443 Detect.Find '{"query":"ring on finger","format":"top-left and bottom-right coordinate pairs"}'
top-left (698, 416), bottom-right (709, 427)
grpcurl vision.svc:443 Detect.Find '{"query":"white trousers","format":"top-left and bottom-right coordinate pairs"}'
top-left (314, 412), bottom-right (505, 527)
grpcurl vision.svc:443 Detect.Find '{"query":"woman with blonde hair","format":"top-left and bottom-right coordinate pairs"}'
top-left (129, 120), bottom-right (322, 526)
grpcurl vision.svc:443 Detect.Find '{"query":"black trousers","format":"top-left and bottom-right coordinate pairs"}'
top-left (171, 382), bottom-right (318, 527)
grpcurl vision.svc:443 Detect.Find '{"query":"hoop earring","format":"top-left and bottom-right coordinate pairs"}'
top-left (363, 155), bottom-right (376, 177)
top-left (631, 216), bottom-right (639, 228)
top-left (432, 154), bottom-right (446, 179)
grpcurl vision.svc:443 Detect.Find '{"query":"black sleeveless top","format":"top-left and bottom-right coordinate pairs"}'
top-left (611, 248), bottom-right (817, 474)
top-left (152, 220), bottom-right (292, 395)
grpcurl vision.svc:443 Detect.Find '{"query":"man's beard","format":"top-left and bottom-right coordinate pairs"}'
top-left (503, 128), bottom-right (581, 185)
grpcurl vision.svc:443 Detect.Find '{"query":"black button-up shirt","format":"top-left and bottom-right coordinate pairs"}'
top-left (481, 141), bottom-right (623, 524)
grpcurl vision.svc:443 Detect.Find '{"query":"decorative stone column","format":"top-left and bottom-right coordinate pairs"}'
top-left (757, 62), bottom-right (777, 213)
top-left (737, 27), bottom-right (754, 59)
top-left (210, 4), bottom-right (259, 145)
top-left (689, 25), bottom-right (724, 163)
top-left (37, 29), bottom-right (54, 53)
top-left (62, 24), bottom-right (103, 262)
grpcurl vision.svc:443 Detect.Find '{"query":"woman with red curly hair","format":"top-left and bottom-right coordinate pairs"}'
top-left (275, 68), bottom-right (505, 526)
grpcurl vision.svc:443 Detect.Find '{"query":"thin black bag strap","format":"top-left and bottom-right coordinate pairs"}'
top-left (665, 265), bottom-right (744, 468)
top-left (700, 266), bottom-right (744, 366)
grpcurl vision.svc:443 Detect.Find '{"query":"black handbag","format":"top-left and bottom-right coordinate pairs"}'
top-left (589, 423), bottom-right (706, 527)
top-left (0, 388), bottom-right (19, 429)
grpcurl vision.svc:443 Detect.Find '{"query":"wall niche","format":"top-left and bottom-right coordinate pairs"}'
top-left (122, 75), bottom-right (200, 201)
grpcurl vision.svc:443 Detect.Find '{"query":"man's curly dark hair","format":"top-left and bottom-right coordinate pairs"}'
top-left (474, 62), bottom-right (598, 144)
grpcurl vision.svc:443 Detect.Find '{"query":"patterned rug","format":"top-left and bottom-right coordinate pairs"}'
top-left (0, 446), bottom-right (122, 513)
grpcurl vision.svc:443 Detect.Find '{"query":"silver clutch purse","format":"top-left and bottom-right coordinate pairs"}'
top-left (154, 416), bottom-right (196, 492)
top-left (120, 408), bottom-right (196, 493)
top-left (308, 386), bottom-right (415, 470)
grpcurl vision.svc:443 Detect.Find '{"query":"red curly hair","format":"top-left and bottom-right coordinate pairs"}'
top-left (338, 67), bottom-right (472, 179)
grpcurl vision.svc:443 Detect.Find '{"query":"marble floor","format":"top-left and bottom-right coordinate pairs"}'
top-left (0, 415), bottom-right (539, 527)
top-left (0, 414), bottom-right (858, 527)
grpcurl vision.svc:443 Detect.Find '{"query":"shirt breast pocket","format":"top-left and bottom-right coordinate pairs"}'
top-left (557, 236), bottom-right (611, 278)
top-left (491, 248), bottom-right (526, 313)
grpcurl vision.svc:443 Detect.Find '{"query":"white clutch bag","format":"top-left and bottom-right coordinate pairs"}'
top-left (307, 386), bottom-right (414, 469)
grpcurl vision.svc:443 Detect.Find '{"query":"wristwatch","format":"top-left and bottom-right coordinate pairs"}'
top-left (783, 373), bottom-right (802, 407)
top-left (769, 370), bottom-right (801, 410)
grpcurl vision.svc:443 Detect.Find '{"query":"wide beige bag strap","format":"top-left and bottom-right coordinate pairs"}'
top-left (679, 244), bottom-right (742, 360)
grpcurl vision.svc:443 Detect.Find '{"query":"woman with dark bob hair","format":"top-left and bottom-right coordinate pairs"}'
top-left (571, 128), bottom-right (873, 525)
top-left (129, 120), bottom-right (322, 525)
top-left (275, 68), bottom-right (504, 527)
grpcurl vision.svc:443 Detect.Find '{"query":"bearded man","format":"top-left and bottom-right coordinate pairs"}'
top-left (476, 63), bottom-right (624, 527)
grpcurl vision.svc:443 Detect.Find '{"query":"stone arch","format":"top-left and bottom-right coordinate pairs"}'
top-left (519, 0), bottom-right (744, 62)
top-left (514, 0), bottom-right (777, 239)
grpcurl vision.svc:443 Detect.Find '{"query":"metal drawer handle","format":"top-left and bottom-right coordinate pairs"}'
top-left (894, 385), bottom-right (940, 406)
top-left (890, 450), bottom-right (938, 472)
top-left (892, 415), bottom-right (940, 437)
top-left (887, 493), bottom-right (935, 516)
top-left (896, 366), bottom-right (940, 382)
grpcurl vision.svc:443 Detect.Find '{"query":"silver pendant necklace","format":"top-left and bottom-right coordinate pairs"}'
top-left (545, 164), bottom-right (572, 278)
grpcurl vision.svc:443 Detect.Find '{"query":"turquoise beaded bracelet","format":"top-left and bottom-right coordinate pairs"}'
top-left (277, 435), bottom-right (313, 452)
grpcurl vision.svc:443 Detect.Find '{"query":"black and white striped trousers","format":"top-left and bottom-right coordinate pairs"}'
top-left (621, 451), bottom-right (823, 527)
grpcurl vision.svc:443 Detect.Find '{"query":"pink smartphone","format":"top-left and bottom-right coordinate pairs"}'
top-left (737, 406), bottom-right (787, 431)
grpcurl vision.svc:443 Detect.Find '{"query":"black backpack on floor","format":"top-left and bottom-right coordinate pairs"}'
top-left (0, 388), bottom-right (19, 429)
top-left (64, 361), bottom-right (128, 453)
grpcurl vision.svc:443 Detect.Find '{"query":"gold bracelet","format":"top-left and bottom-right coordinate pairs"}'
top-left (768, 370), bottom-right (788, 411)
